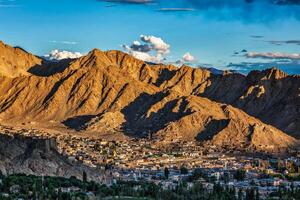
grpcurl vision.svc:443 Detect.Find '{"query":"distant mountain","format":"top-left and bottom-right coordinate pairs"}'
top-left (0, 41), bottom-right (298, 152)
top-left (201, 67), bottom-right (237, 75)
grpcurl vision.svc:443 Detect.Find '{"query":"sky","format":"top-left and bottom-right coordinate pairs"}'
top-left (0, 0), bottom-right (300, 74)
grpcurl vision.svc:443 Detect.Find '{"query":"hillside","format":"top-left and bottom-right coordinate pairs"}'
top-left (0, 41), bottom-right (42, 78)
top-left (0, 41), bottom-right (298, 152)
top-left (0, 132), bottom-right (104, 182)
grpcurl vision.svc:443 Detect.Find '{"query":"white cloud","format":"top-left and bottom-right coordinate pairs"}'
top-left (182, 52), bottom-right (195, 62)
top-left (129, 51), bottom-right (163, 63)
top-left (50, 40), bottom-right (77, 45)
top-left (158, 8), bottom-right (195, 12)
top-left (175, 52), bottom-right (196, 65)
top-left (246, 52), bottom-right (300, 60)
top-left (140, 35), bottom-right (170, 55)
top-left (44, 50), bottom-right (83, 61)
top-left (122, 35), bottom-right (170, 63)
top-left (124, 40), bottom-right (152, 52)
top-left (227, 60), bottom-right (300, 74)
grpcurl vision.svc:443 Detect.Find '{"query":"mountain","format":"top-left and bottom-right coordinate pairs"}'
top-left (0, 41), bottom-right (298, 152)
top-left (0, 41), bottom-right (42, 77)
top-left (199, 68), bottom-right (300, 138)
top-left (202, 67), bottom-right (237, 75)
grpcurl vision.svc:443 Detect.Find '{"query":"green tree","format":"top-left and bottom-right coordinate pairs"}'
top-left (255, 188), bottom-right (260, 200)
top-left (83, 171), bottom-right (87, 183)
top-left (180, 166), bottom-right (188, 175)
top-left (164, 167), bottom-right (170, 179)
top-left (238, 188), bottom-right (243, 200)
top-left (246, 188), bottom-right (255, 200)
top-left (289, 162), bottom-right (298, 173)
top-left (234, 169), bottom-right (246, 181)
top-left (82, 171), bottom-right (87, 192)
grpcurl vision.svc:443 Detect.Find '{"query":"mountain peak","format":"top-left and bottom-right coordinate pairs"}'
top-left (90, 48), bottom-right (104, 55)
top-left (247, 67), bottom-right (288, 83)
top-left (262, 67), bottom-right (288, 80)
top-left (85, 48), bottom-right (109, 61)
top-left (0, 41), bottom-right (42, 78)
top-left (70, 48), bottom-right (112, 69)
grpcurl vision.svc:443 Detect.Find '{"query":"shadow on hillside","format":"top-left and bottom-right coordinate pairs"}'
top-left (154, 68), bottom-right (176, 87)
top-left (120, 91), bottom-right (193, 138)
top-left (200, 71), bottom-right (299, 137)
top-left (201, 73), bottom-right (247, 104)
top-left (42, 72), bottom-right (75, 104)
top-left (196, 119), bottom-right (230, 141)
top-left (62, 115), bottom-right (96, 131)
top-left (28, 59), bottom-right (73, 77)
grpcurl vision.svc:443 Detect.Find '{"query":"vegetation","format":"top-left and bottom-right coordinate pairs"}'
top-left (234, 170), bottom-right (246, 181)
top-left (180, 166), bottom-right (189, 175)
top-left (0, 174), bottom-right (299, 200)
top-left (164, 167), bottom-right (170, 179)
top-left (268, 185), bottom-right (300, 200)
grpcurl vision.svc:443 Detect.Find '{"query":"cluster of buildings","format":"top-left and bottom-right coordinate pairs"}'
top-left (1, 125), bottom-right (300, 199)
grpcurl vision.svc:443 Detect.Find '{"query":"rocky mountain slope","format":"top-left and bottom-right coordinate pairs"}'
top-left (0, 132), bottom-right (104, 181)
top-left (0, 41), bottom-right (298, 152)
top-left (199, 68), bottom-right (300, 138)
top-left (0, 41), bottom-right (42, 77)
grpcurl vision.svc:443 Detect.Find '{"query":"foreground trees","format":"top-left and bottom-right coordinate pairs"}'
top-left (0, 174), bottom-right (299, 200)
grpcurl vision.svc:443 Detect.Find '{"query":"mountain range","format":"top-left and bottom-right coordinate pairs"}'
top-left (0, 41), bottom-right (299, 152)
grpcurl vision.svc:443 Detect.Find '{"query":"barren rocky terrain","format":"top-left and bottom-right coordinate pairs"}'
top-left (0, 129), bottom-right (104, 181)
top-left (0, 41), bottom-right (299, 152)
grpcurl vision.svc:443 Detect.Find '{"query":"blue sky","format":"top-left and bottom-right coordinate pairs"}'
top-left (0, 0), bottom-right (300, 74)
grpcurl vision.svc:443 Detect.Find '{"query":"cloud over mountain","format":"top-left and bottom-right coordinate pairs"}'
top-left (175, 52), bottom-right (196, 65)
top-left (123, 35), bottom-right (170, 63)
top-left (140, 35), bottom-right (170, 55)
top-left (44, 50), bottom-right (83, 61)
top-left (227, 60), bottom-right (300, 74)
top-left (183, 52), bottom-right (195, 62)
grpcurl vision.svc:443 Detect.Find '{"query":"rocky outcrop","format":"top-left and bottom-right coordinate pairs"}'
top-left (0, 133), bottom-right (104, 182)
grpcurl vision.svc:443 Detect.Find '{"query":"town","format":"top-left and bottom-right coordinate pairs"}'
top-left (1, 125), bottom-right (300, 199)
